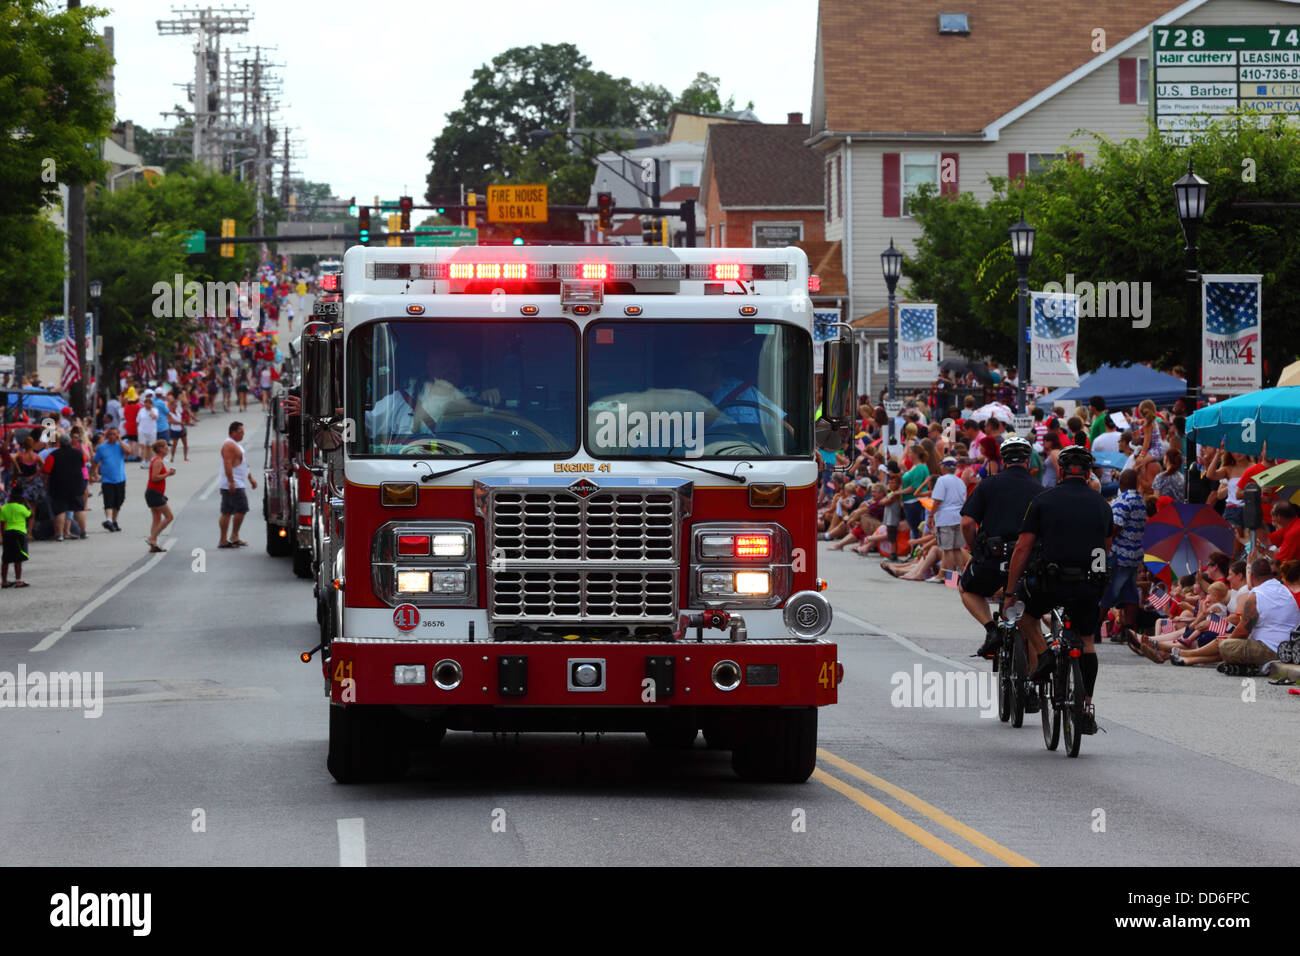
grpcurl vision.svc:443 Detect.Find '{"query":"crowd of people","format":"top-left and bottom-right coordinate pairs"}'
top-left (0, 262), bottom-right (315, 586)
top-left (817, 387), bottom-right (1300, 681)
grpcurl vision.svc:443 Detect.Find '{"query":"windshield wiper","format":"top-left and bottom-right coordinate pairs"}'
top-left (662, 457), bottom-right (748, 484)
top-left (413, 458), bottom-right (493, 483)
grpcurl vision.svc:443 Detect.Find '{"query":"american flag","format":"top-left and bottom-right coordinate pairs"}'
top-left (134, 352), bottom-right (156, 381)
top-left (944, 569), bottom-right (960, 589)
top-left (899, 306), bottom-right (935, 343)
top-left (1204, 281), bottom-right (1259, 336)
top-left (60, 317), bottom-right (81, 390)
top-left (1206, 613), bottom-right (1233, 636)
top-left (1148, 587), bottom-right (1173, 612)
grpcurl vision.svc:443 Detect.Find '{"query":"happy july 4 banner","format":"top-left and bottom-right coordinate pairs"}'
top-left (812, 308), bottom-right (841, 374)
top-left (898, 303), bottom-right (938, 380)
top-left (1030, 292), bottom-right (1079, 388)
top-left (1202, 274), bottom-right (1262, 395)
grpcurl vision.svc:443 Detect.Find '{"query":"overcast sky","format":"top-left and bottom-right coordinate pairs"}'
top-left (103, 0), bottom-right (818, 204)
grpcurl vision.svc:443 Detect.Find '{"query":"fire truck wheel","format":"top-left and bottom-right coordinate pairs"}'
top-left (645, 715), bottom-right (699, 749)
top-left (730, 707), bottom-right (817, 783)
top-left (327, 705), bottom-right (410, 783)
top-left (293, 547), bottom-right (313, 579)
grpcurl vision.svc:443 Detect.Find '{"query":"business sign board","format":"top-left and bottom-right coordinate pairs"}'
top-left (1151, 25), bottom-right (1300, 142)
top-left (753, 222), bottom-right (804, 248)
top-left (486, 185), bottom-right (547, 223)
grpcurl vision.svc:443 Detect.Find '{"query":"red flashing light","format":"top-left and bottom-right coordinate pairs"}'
top-left (734, 534), bottom-right (771, 558)
top-left (808, 274), bottom-right (821, 293)
top-left (713, 263), bottom-right (741, 281)
top-left (503, 263), bottom-right (527, 279)
top-left (319, 274), bottom-right (340, 292)
top-left (1069, 648), bottom-right (1082, 658)
top-left (449, 263), bottom-right (474, 279)
top-left (581, 263), bottom-right (608, 280)
top-left (397, 534), bottom-right (430, 556)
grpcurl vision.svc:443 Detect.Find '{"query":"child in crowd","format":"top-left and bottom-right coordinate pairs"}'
top-left (1, 491), bottom-right (31, 588)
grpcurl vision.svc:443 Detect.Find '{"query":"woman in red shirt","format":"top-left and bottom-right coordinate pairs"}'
top-left (144, 440), bottom-right (176, 553)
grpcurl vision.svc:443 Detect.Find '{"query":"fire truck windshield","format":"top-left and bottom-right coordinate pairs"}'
top-left (586, 320), bottom-right (811, 458)
top-left (349, 319), bottom-right (579, 457)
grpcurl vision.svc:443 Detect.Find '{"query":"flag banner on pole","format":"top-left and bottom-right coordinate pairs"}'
top-left (812, 308), bottom-right (841, 374)
top-left (1029, 292), bottom-right (1079, 388)
top-left (60, 316), bottom-right (80, 390)
top-left (1202, 274), bottom-right (1262, 395)
top-left (898, 303), bottom-right (938, 380)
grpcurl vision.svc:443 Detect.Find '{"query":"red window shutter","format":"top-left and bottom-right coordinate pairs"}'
top-left (882, 153), bottom-right (900, 217)
top-left (1008, 153), bottom-right (1026, 188)
top-left (940, 152), bottom-right (959, 197)
top-left (1118, 57), bottom-right (1137, 104)
top-left (825, 160), bottom-right (832, 221)
top-left (836, 154), bottom-right (843, 217)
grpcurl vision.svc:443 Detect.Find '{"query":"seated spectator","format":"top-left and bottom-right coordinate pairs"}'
top-left (1152, 449), bottom-right (1185, 503)
top-left (1268, 501), bottom-right (1300, 563)
top-left (1172, 559), bottom-right (1300, 670)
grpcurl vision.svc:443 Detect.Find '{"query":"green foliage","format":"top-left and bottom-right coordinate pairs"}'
top-left (88, 165), bottom-right (257, 374)
top-left (0, 213), bottom-right (64, 354)
top-left (905, 117), bottom-right (1300, 376)
top-left (674, 71), bottom-right (737, 115)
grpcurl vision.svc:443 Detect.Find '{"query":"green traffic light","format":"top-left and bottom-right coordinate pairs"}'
top-left (437, 207), bottom-right (445, 214)
top-left (512, 236), bottom-right (524, 245)
top-left (348, 204), bottom-right (358, 216)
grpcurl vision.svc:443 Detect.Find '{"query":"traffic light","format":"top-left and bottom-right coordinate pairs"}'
top-left (596, 191), bottom-right (613, 232)
top-left (387, 214), bottom-right (400, 247)
top-left (467, 191), bottom-right (476, 229)
top-left (641, 217), bottom-right (654, 245)
top-left (358, 206), bottom-right (370, 245)
top-left (348, 196), bottom-right (357, 216)
top-left (512, 231), bottom-right (524, 246)
top-left (652, 218), bottom-right (666, 246)
top-left (220, 218), bottom-right (235, 257)
top-left (399, 196), bottom-right (412, 245)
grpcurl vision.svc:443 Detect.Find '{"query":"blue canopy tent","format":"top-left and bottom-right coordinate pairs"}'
top-left (1043, 364), bottom-right (1186, 409)
top-left (3, 388), bottom-right (66, 414)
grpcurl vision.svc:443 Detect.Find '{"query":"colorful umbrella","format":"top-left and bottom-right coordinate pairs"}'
top-left (1142, 553), bottom-right (1174, 587)
top-left (1187, 387), bottom-right (1300, 459)
top-left (1140, 502), bottom-right (1235, 578)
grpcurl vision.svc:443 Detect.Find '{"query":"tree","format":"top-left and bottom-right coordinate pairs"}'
top-left (905, 116), bottom-right (1300, 378)
top-left (88, 165), bottom-right (257, 377)
top-left (0, 0), bottom-right (114, 355)
top-left (674, 72), bottom-right (736, 115)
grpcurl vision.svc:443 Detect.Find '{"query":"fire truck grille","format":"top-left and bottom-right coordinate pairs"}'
top-left (488, 489), bottom-right (679, 623)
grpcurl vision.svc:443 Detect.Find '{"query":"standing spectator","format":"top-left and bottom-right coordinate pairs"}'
top-left (1086, 395), bottom-right (1108, 444)
top-left (1103, 469), bottom-right (1147, 644)
top-left (218, 421), bottom-right (256, 548)
top-left (929, 457), bottom-right (967, 576)
top-left (42, 433), bottom-right (88, 541)
top-left (1, 490), bottom-right (31, 587)
top-left (143, 440), bottom-right (175, 553)
top-left (136, 389), bottom-right (159, 467)
top-left (121, 386), bottom-right (141, 461)
top-left (1040, 432), bottom-right (1062, 488)
top-left (1152, 449), bottom-right (1185, 503)
top-left (221, 365), bottom-right (234, 412)
top-left (153, 390), bottom-right (171, 451)
top-left (237, 370), bottom-right (250, 411)
top-left (259, 364), bottom-right (272, 410)
top-left (167, 394), bottom-right (187, 462)
top-left (104, 392), bottom-right (123, 433)
top-left (91, 426), bottom-right (127, 532)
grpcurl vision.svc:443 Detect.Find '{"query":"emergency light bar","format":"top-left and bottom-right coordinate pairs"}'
top-left (364, 261), bottom-right (790, 283)
top-left (318, 274), bottom-right (341, 292)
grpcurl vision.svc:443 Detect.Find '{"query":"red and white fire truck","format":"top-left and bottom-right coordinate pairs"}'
top-left (300, 244), bottom-right (855, 783)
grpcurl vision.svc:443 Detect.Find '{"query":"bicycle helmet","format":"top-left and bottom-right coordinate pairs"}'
top-left (999, 435), bottom-right (1033, 464)
top-left (1058, 444), bottom-right (1094, 476)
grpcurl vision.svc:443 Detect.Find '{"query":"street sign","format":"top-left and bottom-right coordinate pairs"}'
top-left (184, 229), bottom-right (205, 254)
top-left (414, 225), bottom-right (478, 247)
top-left (884, 400), bottom-right (904, 417)
top-left (487, 184), bottom-right (547, 223)
top-left (1151, 24), bottom-right (1300, 142)
top-left (1012, 414), bottom-right (1035, 434)
top-left (380, 200), bottom-right (400, 211)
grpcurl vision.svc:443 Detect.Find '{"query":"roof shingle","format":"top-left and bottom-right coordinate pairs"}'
top-left (704, 123), bottom-right (824, 207)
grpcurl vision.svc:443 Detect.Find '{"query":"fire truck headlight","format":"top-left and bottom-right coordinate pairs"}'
top-left (701, 572), bottom-right (734, 595)
top-left (432, 533), bottom-right (469, 558)
top-left (734, 571), bottom-right (771, 595)
top-left (431, 570), bottom-right (468, 594)
top-left (397, 571), bottom-right (431, 593)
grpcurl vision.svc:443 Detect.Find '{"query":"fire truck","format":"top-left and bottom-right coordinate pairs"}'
top-left (300, 244), bottom-right (856, 784)
top-left (264, 280), bottom-right (342, 578)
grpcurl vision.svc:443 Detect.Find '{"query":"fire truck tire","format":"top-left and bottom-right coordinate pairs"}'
top-left (645, 715), bottom-right (699, 749)
top-left (327, 705), bottom-right (410, 783)
top-left (293, 547), bottom-right (313, 579)
top-left (730, 707), bottom-right (817, 783)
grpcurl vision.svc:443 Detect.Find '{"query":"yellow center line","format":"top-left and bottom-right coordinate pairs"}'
top-left (818, 748), bottom-right (1039, 867)
top-left (811, 769), bottom-right (983, 867)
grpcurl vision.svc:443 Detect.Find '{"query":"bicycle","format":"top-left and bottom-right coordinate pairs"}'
top-left (1035, 607), bottom-right (1087, 757)
top-left (992, 605), bottom-right (1030, 727)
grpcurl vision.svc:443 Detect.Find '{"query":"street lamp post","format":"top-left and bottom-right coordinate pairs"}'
top-left (1174, 160), bottom-right (1208, 462)
top-left (881, 238), bottom-right (902, 402)
top-left (1009, 213), bottom-right (1036, 415)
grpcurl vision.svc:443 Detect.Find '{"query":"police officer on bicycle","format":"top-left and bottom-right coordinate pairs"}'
top-left (961, 435), bottom-right (1043, 661)
top-left (1004, 445), bottom-right (1114, 735)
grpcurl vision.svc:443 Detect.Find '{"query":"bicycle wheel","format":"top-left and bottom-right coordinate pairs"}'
top-left (1010, 630), bottom-right (1027, 728)
top-left (1040, 672), bottom-right (1060, 751)
top-left (1062, 657), bottom-right (1086, 757)
top-left (997, 640), bottom-right (1012, 723)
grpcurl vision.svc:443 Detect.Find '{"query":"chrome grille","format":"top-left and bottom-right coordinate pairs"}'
top-left (487, 487), bottom-right (680, 623)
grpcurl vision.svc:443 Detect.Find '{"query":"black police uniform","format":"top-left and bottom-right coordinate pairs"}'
top-left (1015, 479), bottom-right (1115, 636)
top-left (958, 465), bottom-right (1044, 597)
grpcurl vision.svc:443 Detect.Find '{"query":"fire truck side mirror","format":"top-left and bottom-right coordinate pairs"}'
top-left (302, 335), bottom-right (332, 423)
top-left (817, 338), bottom-right (856, 451)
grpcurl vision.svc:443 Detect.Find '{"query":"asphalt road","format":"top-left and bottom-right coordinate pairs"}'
top-left (2, 427), bottom-right (1297, 866)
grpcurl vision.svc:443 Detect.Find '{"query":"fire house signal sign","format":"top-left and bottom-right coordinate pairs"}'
top-left (1151, 24), bottom-right (1300, 142)
top-left (487, 184), bottom-right (548, 222)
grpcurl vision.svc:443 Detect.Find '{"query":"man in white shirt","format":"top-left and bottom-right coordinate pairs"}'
top-left (1091, 415), bottom-right (1122, 483)
top-left (930, 457), bottom-right (968, 575)
top-left (1174, 559), bottom-right (1297, 670)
